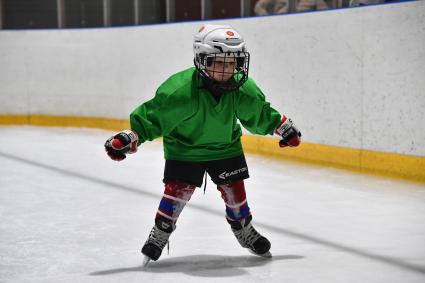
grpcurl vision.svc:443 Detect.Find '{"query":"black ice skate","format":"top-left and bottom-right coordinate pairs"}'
top-left (141, 216), bottom-right (175, 265)
top-left (227, 215), bottom-right (271, 257)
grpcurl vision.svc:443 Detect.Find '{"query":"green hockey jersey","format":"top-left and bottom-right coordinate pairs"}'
top-left (130, 67), bottom-right (281, 161)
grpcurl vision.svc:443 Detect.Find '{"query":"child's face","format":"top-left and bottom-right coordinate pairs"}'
top-left (206, 56), bottom-right (236, 83)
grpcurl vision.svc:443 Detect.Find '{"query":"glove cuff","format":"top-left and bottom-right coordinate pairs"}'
top-left (275, 115), bottom-right (289, 136)
top-left (123, 129), bottom-right (138, 154)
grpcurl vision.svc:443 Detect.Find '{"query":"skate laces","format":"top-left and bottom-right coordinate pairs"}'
top-left (147, 225), bottom-right (171, 250)
top-left (233, 222), bottom-right (262, 248)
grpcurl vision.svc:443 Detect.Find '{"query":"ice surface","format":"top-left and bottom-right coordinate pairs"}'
top-left (0, 126), bottom-right (424, 283)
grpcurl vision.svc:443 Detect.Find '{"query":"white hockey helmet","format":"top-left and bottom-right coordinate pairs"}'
top-left (193, 24), bottom-right (250, 91)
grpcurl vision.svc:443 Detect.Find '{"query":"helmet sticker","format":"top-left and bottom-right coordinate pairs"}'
top-left (199, 26), bottom-right (205, 32)
top-left (226, 31), bottom-right (234, 36)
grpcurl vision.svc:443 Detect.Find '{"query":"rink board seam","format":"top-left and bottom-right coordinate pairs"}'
top-left (1, 114), bottom-right (424, 183)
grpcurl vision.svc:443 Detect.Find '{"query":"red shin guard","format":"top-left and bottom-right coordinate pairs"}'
top-left (217, 180), bottom-right (251, 221)
top-left (156, 182), bottom-right (196, 223)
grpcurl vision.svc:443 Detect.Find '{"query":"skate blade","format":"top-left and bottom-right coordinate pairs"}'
top-left (248, 249), bottom-right (272, 258)
top-left (142, 256), bottom-right (151, 267)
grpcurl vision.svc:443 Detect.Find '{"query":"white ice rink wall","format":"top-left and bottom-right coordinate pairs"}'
top-left (0, 1), bottom-right (424, 181)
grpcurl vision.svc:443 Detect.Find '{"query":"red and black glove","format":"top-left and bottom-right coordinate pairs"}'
top-left (104, 130), bottom-right (138, 161)
top-left (275, 116), bottom-right (301, 148)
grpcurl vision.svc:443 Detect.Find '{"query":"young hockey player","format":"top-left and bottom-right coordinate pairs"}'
top-left (104, 24), bottom-right (301, 264)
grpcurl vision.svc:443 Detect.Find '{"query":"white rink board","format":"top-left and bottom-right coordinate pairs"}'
top-left (0, 1), bottom-right (424, 156)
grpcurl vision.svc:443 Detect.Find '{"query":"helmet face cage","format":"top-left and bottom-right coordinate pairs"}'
top-left (195, 51), bottom-right (250, 92)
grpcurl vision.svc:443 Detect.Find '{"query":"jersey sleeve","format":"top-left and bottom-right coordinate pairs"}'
top-left (130, 81), bottom-right (194, 145)
top-left (236, 78), bottom-right (281, 135)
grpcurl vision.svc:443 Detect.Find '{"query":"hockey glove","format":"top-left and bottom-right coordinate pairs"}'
top-left (104, 129), bottom-right (138, 161)
top-left (275, 116), bottom-right (301, 148)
